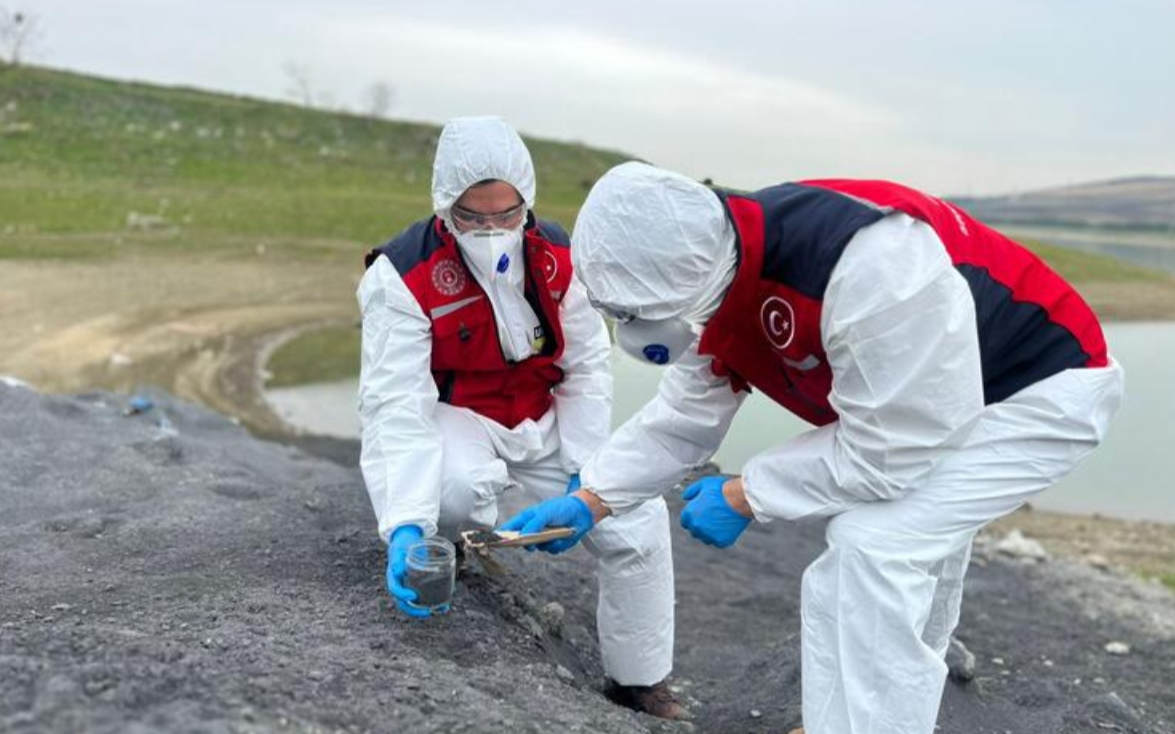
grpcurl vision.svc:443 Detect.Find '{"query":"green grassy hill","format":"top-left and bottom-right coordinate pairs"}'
top-left (3, 65), bottom-right (1171, 392)
top-left (0, 65), bottom-right (628, 258)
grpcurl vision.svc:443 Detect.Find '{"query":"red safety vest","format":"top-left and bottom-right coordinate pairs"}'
top-left (699, 180), bottom-right (1108, 426)
top-left (367, 217), bottom-right (572, 428)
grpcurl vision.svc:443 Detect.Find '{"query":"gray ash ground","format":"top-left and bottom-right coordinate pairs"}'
top-left (2, 384), bottom-right (1173, 733)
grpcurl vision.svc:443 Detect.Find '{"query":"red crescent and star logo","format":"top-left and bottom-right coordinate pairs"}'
top-left (541, 250), bottom-right (559, 283)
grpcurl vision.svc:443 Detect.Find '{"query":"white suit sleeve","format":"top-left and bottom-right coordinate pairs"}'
top-left (357, 256), bottom-right (443, 541)
top-left (741, 213), bottom-right (986, 522)
top-left (552, 276), bottom-right (614, 474)
top-left (581, 337), bottom-right (747, 514)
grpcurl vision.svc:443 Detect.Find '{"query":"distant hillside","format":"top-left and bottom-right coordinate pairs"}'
top-left (952, 177), bottom-right (1175, 231)
top-left (0, 65), bottom-right (629, 248)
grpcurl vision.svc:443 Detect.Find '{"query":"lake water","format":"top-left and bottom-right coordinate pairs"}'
top-left (266, 322), bottom-right (1175, 523)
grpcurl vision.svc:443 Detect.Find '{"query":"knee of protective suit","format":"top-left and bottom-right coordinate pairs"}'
top-left (824, 513), bottom-right (907, 559)
top-left (437, 485), bottom-right (479, 534)
top-left (584, 497), bottom-right (672, 568)
top-left (439, 458), bottom-right (511, 532)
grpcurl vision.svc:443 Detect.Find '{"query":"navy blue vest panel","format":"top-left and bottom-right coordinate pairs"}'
top-left (716, 181), bottom-right (1104, 410)
top-left (749, 184), bottom-right (887, 298)
top-left (536, 218), bottom-right (570, 248)
top-left (956, 264), bottom-right (1095, 404)
top-left (372, 218), bottom-right (445, 277)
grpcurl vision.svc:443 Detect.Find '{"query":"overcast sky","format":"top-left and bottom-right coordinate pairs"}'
top-left (17, 0), bottom-right (1175, 195)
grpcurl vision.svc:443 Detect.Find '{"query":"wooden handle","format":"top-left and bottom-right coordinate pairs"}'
top-left (462, 526), bottom-right (576, 549)
top-left (494, 527), bottom-right (576, 547)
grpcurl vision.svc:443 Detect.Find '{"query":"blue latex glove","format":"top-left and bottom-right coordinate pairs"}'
top-left (387, 524), bottom-right (430, 618)
top-left (680, 476), bottom-right (752, 549)
top-left (498, 495), bottom-right (594, 554)
top-left (564, 473), bottom-right (581, 494)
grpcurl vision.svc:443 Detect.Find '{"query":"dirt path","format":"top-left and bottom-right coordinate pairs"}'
top-left (991, 507), bottom-right (1175, 584)
top-left (1075, 280), bottom-right (1175, 321)
top-left (0, 255), bottom-right (359, 434)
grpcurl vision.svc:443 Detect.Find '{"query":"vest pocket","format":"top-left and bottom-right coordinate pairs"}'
top-left (431, 301), bottom-right (501, 371)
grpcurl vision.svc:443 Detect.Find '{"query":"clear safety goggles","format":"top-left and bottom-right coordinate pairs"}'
top-left (450, 201), bottom-right (527, 230)
top-left (588, 295), bottom-right (636, 324)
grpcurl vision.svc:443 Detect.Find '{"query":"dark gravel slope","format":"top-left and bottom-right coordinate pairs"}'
top-left (2, 385), bottom-right (1172, 733)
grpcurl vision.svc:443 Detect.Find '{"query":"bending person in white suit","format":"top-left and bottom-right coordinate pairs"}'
top-left (503, 162), bottom-right (1123, 734)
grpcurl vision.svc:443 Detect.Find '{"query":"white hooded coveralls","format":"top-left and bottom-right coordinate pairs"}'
top-left (573, 162), bottom-right (1124, 733)
top-left (357, 122), bottom-right (674, 686)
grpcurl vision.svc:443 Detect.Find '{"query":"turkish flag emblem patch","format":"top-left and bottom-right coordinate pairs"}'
top-left (760, 296), bottom-right (796, 350)
top-left (541, 250), bottom-right (559, 283)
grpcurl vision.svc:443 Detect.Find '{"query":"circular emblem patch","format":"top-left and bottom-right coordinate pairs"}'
top-left (760, 296), bottom-right (796, 350)
top-left (431, 259), bottom-right (467, 296)
top-left (541, 250), bottom-right (559, 283)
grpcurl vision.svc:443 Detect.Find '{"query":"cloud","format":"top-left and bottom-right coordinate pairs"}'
top-left (313, 17), bottom-right (908, 187)
top-left (27, 0), bottom-right (1175, 194)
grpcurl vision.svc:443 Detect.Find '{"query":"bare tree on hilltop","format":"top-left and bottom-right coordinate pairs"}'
top-left (281, 61), bottom-right (397, 118)
top-left (282, 60), bottom-right (318, 108)
top-left (363, 81), bottom-right (395, 119)
top-left (0, 6), bottom-right (42, 66)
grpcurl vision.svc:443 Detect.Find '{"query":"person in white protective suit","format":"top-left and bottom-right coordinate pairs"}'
top-left (501, 161), bottom-right (1124, 734)
top-left (356, 122), bottom-right (687, 720)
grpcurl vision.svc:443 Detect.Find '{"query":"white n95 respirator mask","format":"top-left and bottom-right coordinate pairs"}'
top-left (616, 317), bottom-right (697, 366)
top-left (453, 227), bottom-right (524, 285)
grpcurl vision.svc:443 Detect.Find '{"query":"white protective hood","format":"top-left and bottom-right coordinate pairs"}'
top-left (431, 116), bottom-right (541, 362)
top-left (571, 162), bottom-right (737, 322)
top-left (431, 116), bottom-right (537, 220)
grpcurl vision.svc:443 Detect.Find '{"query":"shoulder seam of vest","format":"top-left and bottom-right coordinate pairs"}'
top-left (375, 218), bottom-right (444, 276)
top-left (535, 218), bottom-right (570, 247)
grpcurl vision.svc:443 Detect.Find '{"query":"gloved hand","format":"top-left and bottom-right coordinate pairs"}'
top-left (499, 494), bottom-right (594, 554)
top-left (564, 473), bottom-right (581, 494)
top-left (387, 524), bottom-right (430, 618)
top-left (680, 475), bottom-right (752, 549)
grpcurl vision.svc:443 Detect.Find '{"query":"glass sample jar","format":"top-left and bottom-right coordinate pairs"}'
top-left (405, 536), bottom-right (456, 614)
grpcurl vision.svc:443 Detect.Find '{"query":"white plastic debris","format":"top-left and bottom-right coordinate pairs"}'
top-left (125, 211), bottom-right (168, 230)
top-left (946, 637), bottom-right (976, 682)
top-left (1085, 553), bottom-right (1111, 570)
top-left (1104, 641), bottom-right (1131, 655)
top-left (995, 529), bottom-right (1049, 561)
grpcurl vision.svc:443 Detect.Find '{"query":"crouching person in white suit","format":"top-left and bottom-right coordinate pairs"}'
top-left (503, 162), bottom-right (1124, 734)
top-left (357, 120), bottom-right (687, 720)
